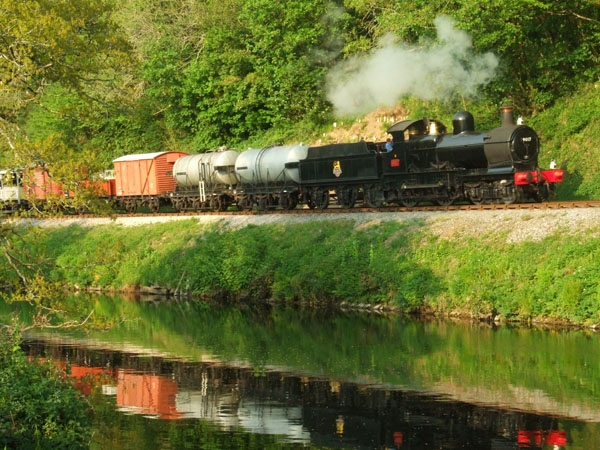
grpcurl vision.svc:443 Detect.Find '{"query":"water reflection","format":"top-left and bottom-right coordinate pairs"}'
top-left (517, 430), bottom-right (567, 448)
top-left (23, 338), bottom-right (578, 449)
top-left (7, 295), bottom-right (600, 448)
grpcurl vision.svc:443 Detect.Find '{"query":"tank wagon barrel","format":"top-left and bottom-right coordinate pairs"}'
top-left (171, 150), bottom-right (239, 211)
top-left (234, 144), bottom-right (308, 210)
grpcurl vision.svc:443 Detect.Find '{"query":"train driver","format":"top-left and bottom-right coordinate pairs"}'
top-left (385, 138), bottom-right (393, 152)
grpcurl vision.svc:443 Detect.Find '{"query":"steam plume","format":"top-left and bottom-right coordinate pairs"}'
top-left (326, 16), bottom-right (499, 116)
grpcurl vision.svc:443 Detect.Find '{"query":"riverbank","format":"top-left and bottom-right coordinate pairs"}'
top-left (7, 208), bottom-right (600, 325)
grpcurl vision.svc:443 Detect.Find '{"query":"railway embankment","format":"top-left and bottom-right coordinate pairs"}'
top-left (8, 207), bottom-right (600, 326)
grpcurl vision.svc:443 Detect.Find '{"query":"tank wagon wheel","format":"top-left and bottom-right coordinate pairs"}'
top-left (278, 193), bottom-right (298, 210)
top-left (256, 196), bottom-right (268, 210)
top-left (311, 188), bottom-right (330, 209)
top-left (210, 196), bottom-right (226, 212)
top-left (174, 197), bottom-right (188, 212)
top-left (363, 186), bottom-right (383, 208)
top-left (337, 187), bottom-right (358, 209)
top-left (236, 196), bottom-right (252, 211)
top-left (190, 197), bottom-right (203, 211)
top-left (148, 197), bottom-right (160, 213)
top-left (257, 195), bottom-right (277, 210)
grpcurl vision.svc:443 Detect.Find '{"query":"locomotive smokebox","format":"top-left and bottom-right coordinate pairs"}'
top-left (484, 105), bottom-right (539, 170)
top-left (452, 111), bottom-right (475, 135)
top-left (500, 105), bottom-right (515, 127)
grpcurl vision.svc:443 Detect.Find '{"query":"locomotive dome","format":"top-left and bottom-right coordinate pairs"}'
top-left (452, 111), bottom-right (475, 135)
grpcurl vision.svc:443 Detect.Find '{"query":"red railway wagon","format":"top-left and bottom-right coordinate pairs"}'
top-left (22, 166), bottom-right (67, 201)
top-left (117, 371), bottom-right (181, 419)
top-left (22, 167), bottom-right (117, 211)
top-left (82, 172), bottom-right (117, 198)
top-left (113, 151), bottom-right (188, 213)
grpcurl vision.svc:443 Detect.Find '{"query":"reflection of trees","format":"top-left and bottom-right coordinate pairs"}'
top-left (23, 339), bottom-right (584, 449)
top-left (18, 298), bottom-right (600, 425)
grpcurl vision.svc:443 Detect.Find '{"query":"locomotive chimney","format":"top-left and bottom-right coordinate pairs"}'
top-left (500, 105), bottom-right (515, 127)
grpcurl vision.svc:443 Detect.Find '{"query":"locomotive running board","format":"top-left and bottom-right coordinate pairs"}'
top-left (400, 182), bottom-right (444, 190)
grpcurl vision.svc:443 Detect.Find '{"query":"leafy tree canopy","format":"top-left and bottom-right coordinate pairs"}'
top-left (345, 0), bottom-right (600, 112)
top-left (0, 0), bottom-right (131, 168)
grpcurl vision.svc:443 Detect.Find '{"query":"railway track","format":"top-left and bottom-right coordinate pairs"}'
top-left (34, 200), bottom-right (600, 220)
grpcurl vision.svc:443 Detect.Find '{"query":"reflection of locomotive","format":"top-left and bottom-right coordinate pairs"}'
top-left (0, 106), bottom-right (563, 213)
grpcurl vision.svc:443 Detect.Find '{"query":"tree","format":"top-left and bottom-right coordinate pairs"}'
top-left (0, 0), bottom-right (130, 155)
top-left (141, 0), bottom-right (346, 147)
top-left (0, 0), bottom-right (130, 319)
top-left (342, 0), bottom-right (600, 113)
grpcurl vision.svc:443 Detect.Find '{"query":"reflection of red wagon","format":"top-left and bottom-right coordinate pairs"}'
top-left (117, 371), bottom-right (181, 419)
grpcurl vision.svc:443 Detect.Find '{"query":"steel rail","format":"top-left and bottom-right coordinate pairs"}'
top-left (26, 200), bottom-right (600, 220)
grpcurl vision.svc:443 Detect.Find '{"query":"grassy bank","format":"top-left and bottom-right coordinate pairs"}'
top-left (5, 218), bottom-right (600, 324)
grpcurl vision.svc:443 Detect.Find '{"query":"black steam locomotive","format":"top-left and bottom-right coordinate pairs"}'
top-left (298, 106), bottom-right (563, 208)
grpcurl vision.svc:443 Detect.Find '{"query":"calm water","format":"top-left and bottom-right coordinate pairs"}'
top-left (9, 295), bottom-right (600, 449)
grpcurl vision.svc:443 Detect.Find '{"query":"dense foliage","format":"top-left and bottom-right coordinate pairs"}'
top-left (530, 84), bottom-right (600, 200)
top-left (0, 329), bottom-right (92, 448)
top-left (0, 0), bottom-right (131, 165)
top-left (2, 0), bottom-right (600, 168)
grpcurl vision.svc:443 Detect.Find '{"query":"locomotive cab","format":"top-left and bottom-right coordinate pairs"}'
top-left (387, 118), bottom-right (448, 170)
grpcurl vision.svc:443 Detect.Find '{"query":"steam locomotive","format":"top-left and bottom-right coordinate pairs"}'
top-left (293, 106), bottom-right (563, 209)
top-left (0, 106), bottom-right (563, 213)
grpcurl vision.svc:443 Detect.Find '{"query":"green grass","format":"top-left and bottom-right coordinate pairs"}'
top-left (4, 218), bottom-right (600, 324)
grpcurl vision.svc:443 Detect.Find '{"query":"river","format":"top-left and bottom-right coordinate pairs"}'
top-left (8, 294), bottom-right (600, 449)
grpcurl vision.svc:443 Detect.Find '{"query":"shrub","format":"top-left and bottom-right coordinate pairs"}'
top-left (0, 329), bottom-right (92, 449)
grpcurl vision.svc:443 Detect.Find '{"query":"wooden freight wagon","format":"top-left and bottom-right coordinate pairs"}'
top-left (113, 151), bottom-right (188, 212)
top-left (23, 166), bottom-right (68, 201)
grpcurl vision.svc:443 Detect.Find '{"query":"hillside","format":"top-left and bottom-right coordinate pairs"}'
top-left (310, 106), bottom-right (408, 146)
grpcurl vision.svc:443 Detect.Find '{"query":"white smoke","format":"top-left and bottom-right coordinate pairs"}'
top-left (326, 16), bottom-right (499, 116)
